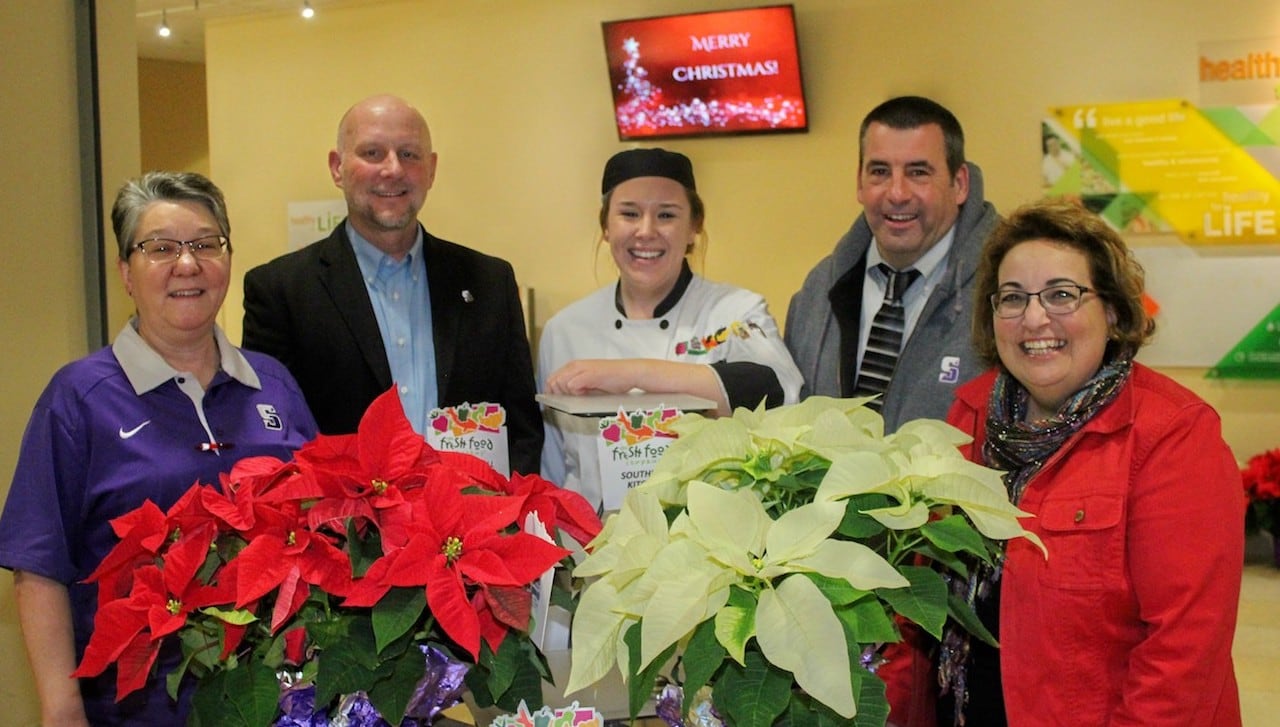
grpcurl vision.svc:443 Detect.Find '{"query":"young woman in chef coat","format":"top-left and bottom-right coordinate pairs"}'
top-left (537, 148), bottom-right (802, 509)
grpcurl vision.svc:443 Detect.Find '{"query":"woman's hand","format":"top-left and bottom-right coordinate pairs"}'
top-left (543, 358), bottom-right (730, 415)
top-left (544, 359), bottom-right (641, 396)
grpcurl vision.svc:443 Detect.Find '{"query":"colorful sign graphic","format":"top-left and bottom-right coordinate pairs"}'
top-left (596, 405), bottom-right (684, 511)
top-left (602, 5), bottom-right (807, 139)
top-left (1042, 99), bottom-right (1280, 245)
top-left (425, 402), bottom-right (509, 475)
top-left (1208, 302), bottom-right (1280, 379)
top-left (491, 700), bottom-right (603, 727)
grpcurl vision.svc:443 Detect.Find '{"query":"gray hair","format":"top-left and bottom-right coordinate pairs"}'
top-left (111, 171), bottom-right (231, 260)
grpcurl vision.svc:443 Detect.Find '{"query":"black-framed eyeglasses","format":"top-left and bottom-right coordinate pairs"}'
top-left (130, 235), bottom-right (229, 264)
top-left (990, 284), bottom-right (1093, 318)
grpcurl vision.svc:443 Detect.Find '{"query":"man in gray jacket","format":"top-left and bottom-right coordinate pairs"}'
top-left (785, 96), bottom-right (1000, 432)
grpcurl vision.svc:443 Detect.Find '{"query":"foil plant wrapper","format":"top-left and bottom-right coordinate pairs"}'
top-left (275, 646), bottom-right (470, 726)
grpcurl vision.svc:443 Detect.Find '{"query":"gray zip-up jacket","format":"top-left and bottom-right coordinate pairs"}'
top-left (784, 162), bottom-right (1000, 432)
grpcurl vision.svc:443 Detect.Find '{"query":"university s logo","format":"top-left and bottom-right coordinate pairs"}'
top-left (938, 356), bottom-right (961, 384)
top-left (257, 404), bottom-right (283, 431)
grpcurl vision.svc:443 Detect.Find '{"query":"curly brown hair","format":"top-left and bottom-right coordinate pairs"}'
top-left (972, 199), bottom-right (1154, 368)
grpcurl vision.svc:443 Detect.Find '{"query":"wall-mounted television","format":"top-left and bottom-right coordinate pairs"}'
top-left (601, 5), bottom-right (809, 141)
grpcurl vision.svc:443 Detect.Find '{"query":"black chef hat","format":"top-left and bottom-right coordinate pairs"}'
top-left (601, 148), bottom-right (697, 194)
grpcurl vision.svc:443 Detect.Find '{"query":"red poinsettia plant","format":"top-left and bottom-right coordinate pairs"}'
top-left (1243, 446), bottom-right (1280, 538)
top-left (72, 390), bottom-right (601, 727)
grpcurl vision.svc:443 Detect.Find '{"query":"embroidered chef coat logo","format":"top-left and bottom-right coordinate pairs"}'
top-left (257, 404), bottom-right (283, 431)
top-left (674, 320), bottom-right (765, 356)
top-left (939, 356), bottom-right (961, 384)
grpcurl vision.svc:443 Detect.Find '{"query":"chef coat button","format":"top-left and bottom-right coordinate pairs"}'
top-left (615, 320), bottom-right (622, 329)
top-left (1074, 509), bottom-right (1085, 523)
top-left (660, 320), bottom-right (669, 330)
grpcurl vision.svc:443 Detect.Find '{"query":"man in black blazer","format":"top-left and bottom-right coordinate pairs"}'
top-left (242, 94), bottom-right (541, 474)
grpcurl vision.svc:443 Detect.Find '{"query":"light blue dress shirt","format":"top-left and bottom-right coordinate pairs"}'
top-left (349, 224), bottom-right (437, 434)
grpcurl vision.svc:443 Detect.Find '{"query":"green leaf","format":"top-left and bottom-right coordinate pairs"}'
top-left (367, 644), bottom-right (432, 725)
top-left (682, 617), bottom-right (728, 712)
top-left (852, 670), bottom-right (889, 727)
top-left (714, 604), bottom-right (755, 665)
top-left (314, 617), bottom-right (382, 707)
top-left (804, 572), bottom-right (869, 607)
top-left (876, 566), bottom-right (947, 639)
top-left (921, 514), bottom-right (993, 562)
top-left (346, 519), bottom-right (383, 577)
top-left (371, 586), bottom-right (426, 653)
top-left (835, 494), bottom-right (894, 539)
top-left (834, 596), bottom-right (899, 645)
top-left (624, 621), bottom-right (677, 721)
top-left (715, 649), bottom-right (794, 727)
top-left (947, 591), bottom-right (999, 648)
top-left (189, 661), bottom-right (280, 727)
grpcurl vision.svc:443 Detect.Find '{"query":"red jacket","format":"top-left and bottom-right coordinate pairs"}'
top-left (928, 364), bottom-right (1243, 726)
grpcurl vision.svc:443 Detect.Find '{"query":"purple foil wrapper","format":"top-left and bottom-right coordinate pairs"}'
top-left (332, 693), bottom-right (392, 727)
top-left (655, 683), bottom-right (686, 727)
top-left (402, 644), bottom-right (470, 724)
top-left (276, 684), bottom-right (332, 727)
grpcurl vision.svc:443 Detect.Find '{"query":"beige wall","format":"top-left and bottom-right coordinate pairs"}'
top-left (205, 0), bottom-right (1280, 460)
top-left (139, 58), bottom-right (211, 178)
top-left (0, 2), bottom-right (139, 721)
top-left (0, 4), bottom-right (83, 721)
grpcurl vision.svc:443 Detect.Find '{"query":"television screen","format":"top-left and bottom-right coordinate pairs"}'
top-left (601, 5), bottom-right (809, 140)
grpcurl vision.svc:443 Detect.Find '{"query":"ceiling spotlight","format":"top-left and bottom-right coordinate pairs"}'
top-left (301, 1), bottom-right (315, 19)
top-left (158, 8), bottom-right (171, 37)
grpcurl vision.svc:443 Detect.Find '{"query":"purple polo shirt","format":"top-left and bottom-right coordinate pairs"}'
top-left (0, 322), bottom-right (317, 725)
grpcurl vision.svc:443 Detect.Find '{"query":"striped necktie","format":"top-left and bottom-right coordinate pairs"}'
top-left (854, 264), bottom-right (921, 411)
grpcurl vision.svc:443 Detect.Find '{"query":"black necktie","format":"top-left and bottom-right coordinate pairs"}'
top-left (854, 264), bottom-right (921, 410)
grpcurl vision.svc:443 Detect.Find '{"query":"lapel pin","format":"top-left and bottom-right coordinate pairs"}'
top-left (462, 290), bottom-right (474, 302)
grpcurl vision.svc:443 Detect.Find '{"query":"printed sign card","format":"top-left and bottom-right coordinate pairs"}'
top-left (490, 701), bottom-right (604, 727)
top-left (594, 404), bottom-right (684, 511)
top-left (425, 401), bottom-right (509, 475)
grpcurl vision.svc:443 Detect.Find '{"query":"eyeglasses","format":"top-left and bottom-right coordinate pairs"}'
top-left (130, 235), bottom-right (229, 263)
top-left (990, 284), bottom-right (1093, 318)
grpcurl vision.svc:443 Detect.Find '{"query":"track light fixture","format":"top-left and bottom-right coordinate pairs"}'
top-left (301, 1), bottom-right (315, 19)
top-left (158, 8), bottom-right (171, 38)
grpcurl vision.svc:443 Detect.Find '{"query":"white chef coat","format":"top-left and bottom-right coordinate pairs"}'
top-left (537, 270), bottom-right (802, 509)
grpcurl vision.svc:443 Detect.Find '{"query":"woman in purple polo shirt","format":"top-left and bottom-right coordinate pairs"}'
top-left (0, 172), bottom-right (317, 726)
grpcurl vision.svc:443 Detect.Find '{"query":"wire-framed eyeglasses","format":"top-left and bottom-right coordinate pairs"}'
top-left (990, 284), bottom-right (1093, 318)
top-left (130, 235), bottom-right (229, 264)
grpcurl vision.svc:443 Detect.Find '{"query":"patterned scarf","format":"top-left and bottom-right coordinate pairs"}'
top-left (936, 353), bottom-right (1133, 725)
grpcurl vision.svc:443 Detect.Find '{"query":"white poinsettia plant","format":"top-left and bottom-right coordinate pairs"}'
top-left (565, 397), bottom-right (1045, 727)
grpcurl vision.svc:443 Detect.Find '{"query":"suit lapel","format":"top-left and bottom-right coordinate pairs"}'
top-left (424, 233), bottom-right (459, 397)
top-left (317, 225), bottom-right (393, 390)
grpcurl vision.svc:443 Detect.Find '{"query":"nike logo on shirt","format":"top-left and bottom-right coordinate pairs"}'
top-left (118, 420), bottom-right (152, 439)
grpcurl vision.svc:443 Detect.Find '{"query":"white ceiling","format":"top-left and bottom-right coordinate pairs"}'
top-left (134, 0), bottom-right (355, 63)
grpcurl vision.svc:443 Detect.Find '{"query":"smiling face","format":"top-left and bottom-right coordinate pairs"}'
top-left (857, 122), bottom-right (968, 270)
top-left (603, 176), bottom-right (700, 310)
top-left (118, 199), bottom-right (230, 349)
top-left (994, 239), bottom-right (1116, 421)
top-left (329, 95), bottom-right (437, 257)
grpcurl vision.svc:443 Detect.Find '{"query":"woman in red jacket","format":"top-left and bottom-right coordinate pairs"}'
top-left (925, 199), bottom-right (1243, 726)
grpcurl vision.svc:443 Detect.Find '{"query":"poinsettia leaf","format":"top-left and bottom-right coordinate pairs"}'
top-left (372, 586), bottom-right (426, 653)
top-left (713, 604), bottom-right (754, 666)
top-left (480, 584), bottom-right (532, 632)
top-left (921, 513), bottom-right (993, 560)
top-left (346, 519), bottom-right (382, 578)
top-left (805, 572), bottom-right (869, 607)
top-left (835, 493), bottom-right (894, 539)
top-left (426, 559), bottom-right (482, 660)
top-left (714, 648), bottom-right (794, 727)
top-left (833, 594), bottom-right (899, 645)
top-left (188, 660), bottom-right (280, 727)
top-left (624, 621), bottom-right (677, 721)
top-left (314, 616), bottom-right (382, 707)
top-left (947, 591), bottom-right (999, 648)
top-left (876, 566), bottom-right (947, 639)
top-left (366, 643), bottom-right (429, 726)
top-left (681, 617), bottom-right (727, 713)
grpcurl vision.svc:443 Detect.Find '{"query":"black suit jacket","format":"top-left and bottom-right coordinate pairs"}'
top-left (242, 221), bottom-right (542, 474)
